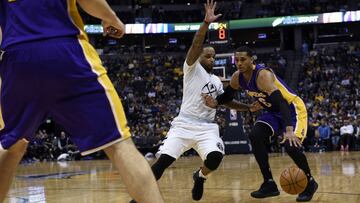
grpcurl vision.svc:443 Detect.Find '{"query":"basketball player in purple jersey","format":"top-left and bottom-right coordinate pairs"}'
top-left (203, 46), bottom-right (318, 202)
top-left (0, 0), bottom-right (164, 202)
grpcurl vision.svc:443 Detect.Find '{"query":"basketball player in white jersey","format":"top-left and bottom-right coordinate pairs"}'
top-left (129, 1), bottom-right (260, 202)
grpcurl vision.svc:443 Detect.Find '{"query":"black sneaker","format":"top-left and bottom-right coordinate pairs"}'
top-left (251, 180), bottom-right (280, 198)
top-left (129, 200), bottom-right (136, 203)
top-left (296, 178), bottom-right (318, 202)
top-left (192, 169), bottom-right (206, 201)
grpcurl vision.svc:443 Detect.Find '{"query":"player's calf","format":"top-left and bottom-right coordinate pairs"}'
top-left (192, 151), bottom-right (223, 201)
top-left (151, 154), bottom-right (175, 180)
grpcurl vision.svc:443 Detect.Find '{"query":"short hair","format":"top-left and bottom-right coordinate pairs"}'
top-left (235, 46), bottom-right (254, 57)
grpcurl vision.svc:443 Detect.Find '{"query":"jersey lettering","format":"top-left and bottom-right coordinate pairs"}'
top-left (258, 98), bottom-right (272, 107)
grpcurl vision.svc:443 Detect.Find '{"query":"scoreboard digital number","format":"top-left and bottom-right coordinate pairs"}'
top-left (209, 22), bottom-right (229, 45)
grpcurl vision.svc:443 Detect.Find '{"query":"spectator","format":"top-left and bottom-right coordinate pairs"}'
top-left (318, 118), bottom-right (331, 151)
top-left (340, 117), bottom-right (355, 151)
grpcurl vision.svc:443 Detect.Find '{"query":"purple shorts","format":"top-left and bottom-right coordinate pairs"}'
top-left (0, 37), bottom-right (131, 155)
top-left (256, 97), bottom-right (308, 140)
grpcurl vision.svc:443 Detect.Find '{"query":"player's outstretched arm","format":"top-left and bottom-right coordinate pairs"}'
top-left (186, 0), bottom-right (222, 66)
top-left (203, 71), bottom-right (261, 112)
top-left (77, 0), bottom-right (124, 38)
top-left (225, 101), bottom-right (263, 112)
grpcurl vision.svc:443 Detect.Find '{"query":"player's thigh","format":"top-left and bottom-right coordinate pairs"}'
top-left (51, 75), bottom-right (132, 155)
top-left (255, 113), bottom-right (280, 137)
top-left (157, 126), bottom-right (195, 159)
top-left (49, 40), bottom-right (131, 155)
top-left (194, 124), bottom-right (224, 161)
top-left (0, 50), bottom-right (47, 149)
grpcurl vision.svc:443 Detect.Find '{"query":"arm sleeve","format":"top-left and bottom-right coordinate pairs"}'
top-left (216, 85), bottom-right (236, 105)
top-left (267, 90), bottom-right (292, 127)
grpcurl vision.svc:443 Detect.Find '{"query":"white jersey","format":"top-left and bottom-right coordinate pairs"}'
top-left (158, 60), bottom-right (226, 160)
top-left (177, 60), bottom-right (224, 122)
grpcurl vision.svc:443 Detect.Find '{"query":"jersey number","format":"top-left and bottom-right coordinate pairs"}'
top-left (258, 98), bottom-right (272, 107)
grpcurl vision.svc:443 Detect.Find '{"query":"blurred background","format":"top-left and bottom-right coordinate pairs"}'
top-left (23, 0), bottom-right (360, 162)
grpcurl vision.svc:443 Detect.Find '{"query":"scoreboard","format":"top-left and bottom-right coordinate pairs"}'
top-left (208, 22), bottom-right (229, 45)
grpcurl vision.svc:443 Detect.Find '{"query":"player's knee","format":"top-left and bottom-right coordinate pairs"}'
top-left (204, 151), bottom-right (223, 171)
top-left (151, 154), bottom-right (175, 180)
top-left (249, 122), bottom-right (271, 143)
top-left (248, 130), bottom-right (261, 143)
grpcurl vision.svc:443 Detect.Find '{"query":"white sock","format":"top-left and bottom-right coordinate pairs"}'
top-left (199, 169), bottom-right (207, 179)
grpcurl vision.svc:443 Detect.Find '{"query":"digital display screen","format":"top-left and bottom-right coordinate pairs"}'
top-left (125, 24), bottom-right (145, 34)
top-left (209, 22), bottom-right (229, 45)
top-left (145, 23), bottom-right (169, 34)
top-left (258, 33), bottom-right (267, 39)
top-left (84, 9), bottom-right (360, 35)
top-left (168, 38), bottom-right (178, 44)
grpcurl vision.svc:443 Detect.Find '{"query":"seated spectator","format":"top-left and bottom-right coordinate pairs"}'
top-left (340, 117), bottom-right (355, 151)
top-left (330, 120), bottom-right (341, 151)
top-left (318, 118), bottom-right (332, 151)
top-left (55, 131), bottom-right (80, 161)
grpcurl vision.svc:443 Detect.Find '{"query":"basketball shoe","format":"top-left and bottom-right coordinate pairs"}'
top-left (251, 179), bottom-right (280, 198)
top-left (192, 169), bottom-right (206, 201)
top-left (296, 178), bottom-right (318, 202)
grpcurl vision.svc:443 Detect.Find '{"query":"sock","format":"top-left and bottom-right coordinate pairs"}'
top-left (199, 169), bottom-right (207, 179)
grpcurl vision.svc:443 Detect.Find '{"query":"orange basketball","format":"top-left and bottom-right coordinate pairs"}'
top-left (280, 166), bottom-right (308, 195)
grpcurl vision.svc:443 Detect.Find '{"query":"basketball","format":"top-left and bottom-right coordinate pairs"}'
top-left (280, 166), bottom-right (308, 195)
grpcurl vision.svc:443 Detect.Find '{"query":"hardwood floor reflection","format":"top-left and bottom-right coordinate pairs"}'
top-left (5, 151), bottom-right (360, 203)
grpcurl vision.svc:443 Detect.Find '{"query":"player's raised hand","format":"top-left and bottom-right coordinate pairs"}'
top-left (204, 0), bottom-right (222, 23)
top-left (202, 93), bottom-right (218, 108)
top-left (102, 18), bottom-right (125, 39)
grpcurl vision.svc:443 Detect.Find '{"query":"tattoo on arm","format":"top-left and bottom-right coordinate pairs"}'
top-left (185, 22), bottom-right (210, 66)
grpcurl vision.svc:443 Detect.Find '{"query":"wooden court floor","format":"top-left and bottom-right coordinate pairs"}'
top-left (4, 151), bottom-right (360, 203)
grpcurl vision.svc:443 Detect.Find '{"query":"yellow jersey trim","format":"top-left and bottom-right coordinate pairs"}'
top-left (67, 1), bottom-right (131, 141)
top-left (274, 77), bottom-right (297, 104)
top-left (67, 0), bottom-right (88, 41)
top-left (292, 97), bottom-right (308, 141)
top-left (76, 38), bottom-right (131, 141)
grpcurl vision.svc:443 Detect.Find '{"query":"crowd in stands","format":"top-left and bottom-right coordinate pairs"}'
top-left (80, 0), bottom-right (359, 25)
top-left (22, 127), bottom-right (82, 163)
top-left (81, 1), bottom-right (243, 24)
top-left (257, 0), bottom-right (355, 18)
top-left (298, 44), bottom-right (360, 152)
top-left (106, 54), bottom-right (185, 150)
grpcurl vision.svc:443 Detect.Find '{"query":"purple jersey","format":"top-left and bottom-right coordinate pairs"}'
top-left (239, 64), bottom-right (308, 138)
top-left (0, 0), bottom-right (87, 50)
top-left (238, 64), bottom-right (298, 112)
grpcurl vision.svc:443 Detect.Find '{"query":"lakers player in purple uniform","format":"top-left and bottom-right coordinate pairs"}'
top-left (203, 46), bottom-right (318, 202)
top-left (0, 0), bottom-right (164, 202)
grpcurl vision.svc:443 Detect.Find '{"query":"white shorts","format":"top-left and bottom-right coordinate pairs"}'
top-left (157, 116), bottom-right (225, 161)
